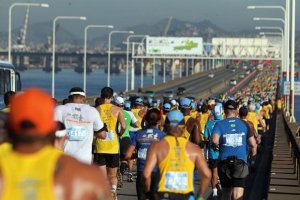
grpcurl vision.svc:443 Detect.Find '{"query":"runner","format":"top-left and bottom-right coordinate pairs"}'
top-left (131, 97), bottom-right (147, 130)
top-left (179, 97), bottom-right (201, 145)
top-left (94, 87), bottom-right (126, 200)
top-left (55, 87), bottom-right (106, 164)
top-left (0, 88), bottom-right (112, 200)
top-left (126, 108), bottom-right (166, 200)
top-left (143, 110), bottom-right (211, 200)
top-left (204, 109), bottom-right (222, 198)
top-left (212, 100), bottom-right (257, 200)
top-left (113, 96), bottom-right (138, 182)
top-left (1, 91), bottom-right (15, 112)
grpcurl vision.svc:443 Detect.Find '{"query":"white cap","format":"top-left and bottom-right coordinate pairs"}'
top-left (171, 99), bottom-right (177, 106)
top-left (114, 96), bottom-right (124, 105)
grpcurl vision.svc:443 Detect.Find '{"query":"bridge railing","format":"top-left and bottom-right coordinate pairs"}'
top-left (282, 112), bottom-right (300, 184)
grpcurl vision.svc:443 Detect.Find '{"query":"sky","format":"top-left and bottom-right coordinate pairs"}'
top-left (0, 0), bottom-right (299, 39)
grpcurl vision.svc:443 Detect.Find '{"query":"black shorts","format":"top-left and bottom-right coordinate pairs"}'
top-left (208, 159), bottom-right (219, 169)
top-left (120, 137), bottom-right (131, 160)
top-left (218, 158), bottom-right (249, 188)
top-left (94, 153), bottom-right (119, 168)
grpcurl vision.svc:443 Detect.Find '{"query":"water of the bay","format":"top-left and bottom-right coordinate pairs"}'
top-left (20, 68), bottom-right (172, 99)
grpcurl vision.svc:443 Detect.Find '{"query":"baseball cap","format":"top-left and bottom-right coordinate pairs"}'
top-left (114, 96), bottom-right (124, 106)
top-left (165, 110), bottom-right (184, 126)
top-left (224, 100), bottom-right (238, 110)
top-left (170, 99), bottom-right (177, 106)
top-left (124, 102), bottom-right (131, 110)
top-left (135, 97), bottom-right (143, 105)
top-left (8, 88), bottom-right (57, 136)
top-left (180, 98), bottom-right (192, 109)
top-left (163, 103), bottom-right (171, 111)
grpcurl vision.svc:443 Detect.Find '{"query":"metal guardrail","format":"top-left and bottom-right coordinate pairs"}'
top-left (282, 113), bottom-right (300, 184)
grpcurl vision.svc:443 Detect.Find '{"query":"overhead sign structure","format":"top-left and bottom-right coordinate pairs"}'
top-left (146, 37), bottom-right (203, 56)
top-left (283, 81), bottom-right (300, 95)
top-left (211, 38), bottom-right (275, 58)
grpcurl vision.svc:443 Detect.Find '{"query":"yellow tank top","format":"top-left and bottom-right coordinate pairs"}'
top-left (131, 108), bottom-right (143, 129)
top-left (247, 112), bottom-right (258, 133)
top-left (96, 104), bottom-right (119, 154)
top-left (262, 105), bottom-right (270, 119)
top-left (0, 146), bottom-right (62, 200)
top-left (183, 115), bottom-right (191, 139)
top-left (277, 100), bottom-right (282, 109)
top-left (199, 113), bottom-right (209, 133)
top-left (190, 111), bottom-right (198, 119)
top-left (158, 136), bottom-right (194, 194)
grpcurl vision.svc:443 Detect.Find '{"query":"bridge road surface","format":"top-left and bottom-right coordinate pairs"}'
top-left (116, 67), bottom-right (266, 200)
top-left (154, 67), bottom-right (246, 97)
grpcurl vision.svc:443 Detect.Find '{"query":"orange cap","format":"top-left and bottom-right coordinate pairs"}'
top-left (9, 88), bottom-right (57, 136)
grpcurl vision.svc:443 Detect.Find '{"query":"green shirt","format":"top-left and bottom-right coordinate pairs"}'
top-left (122, 110), bottom-right (132, 138)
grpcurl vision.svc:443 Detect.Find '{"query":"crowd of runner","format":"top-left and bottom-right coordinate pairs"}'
top-left (0, 65), bottom-right (280, 200)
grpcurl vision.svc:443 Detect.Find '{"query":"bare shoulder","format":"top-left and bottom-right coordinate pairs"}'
top-left (55, 155), bottom-right (109, 196)
top-left (186, 141), bottom-right (202, 155)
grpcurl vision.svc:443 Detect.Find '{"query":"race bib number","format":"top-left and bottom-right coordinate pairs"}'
top-left (67, 126), bottom-right (87, 141)
top-left (103, 130), bottom-right (114, 141)
top-left (164, 171), bottom-right (188, 190)
top-left (137, 148), bottom-right (147, 160)
top-left (224, 133), bottom-right (244, 147)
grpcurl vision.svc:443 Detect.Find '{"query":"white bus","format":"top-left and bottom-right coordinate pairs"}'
top-left (0, 60), bottom-right (21, 107)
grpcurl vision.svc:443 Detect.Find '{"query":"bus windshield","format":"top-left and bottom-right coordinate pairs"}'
top-left (0, 61), bottom-right (21, 108)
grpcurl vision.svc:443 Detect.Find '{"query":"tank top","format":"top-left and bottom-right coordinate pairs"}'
top-left (183, 115), bottom-right (191, 139)
top-left (96, 104), bottom-right (119, 154)
top-left (262, 105), bottom-right (270, 119)
top-left (190, 110), bottom-right (198, 119)
top-left (199, 112), bottom-right (209, 133)
top-left (0, 146), bottom-right (62, 200)
top-left (158, 136), bottom-right (194, 194)
top-left (131, 108), bottom-right (143, 129)
top-left (247, 112), bottom-right (258, 133)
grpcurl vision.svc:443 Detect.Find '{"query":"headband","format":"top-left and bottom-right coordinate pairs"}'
top-left (69, 91), bottom-right (86, 97)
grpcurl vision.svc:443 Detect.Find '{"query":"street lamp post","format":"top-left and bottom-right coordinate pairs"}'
top-left (290, 0), bottom-right (296, 122)
top-left (52, 16), bottom-right (86, 98)
top-left (108, 30), bottom-right (134, 88)
top-left (253, 16), bottom-right (290, 113)
top-left (8, 3), bottom-right (49, 63)
top-left (84, 25), bottom-right (113, 93)
top-left (125, 35), bottom-right (147, 91)
top-left (256, 27), bottom-right (284, 72)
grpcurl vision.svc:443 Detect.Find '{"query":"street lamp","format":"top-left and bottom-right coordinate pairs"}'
top-left (290, 0), bottom-right (296, 122)
top-left (83, 25), bottom-right (113, 93)
top-left (256, 26), bottom-right (284, 72)
top-left (107, 30), bottom-right (134, 87)
top-left (125, 35), bottom-right (148, 91)
top-left (8, 3), bottom-right (49, 63)
top-left (253, 17), bottom-right (285, 24)
top-left (52, 16), bottom-right (86, 98)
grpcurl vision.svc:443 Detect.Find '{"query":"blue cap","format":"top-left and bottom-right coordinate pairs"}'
top-left (125, 102), bottom-right (131, 108)
top-left (166, 111), bottom-right (184, 126)
top-left (135, 97), bottom-right (143, 105)
top-left (147, 98), bottom-right (153, 104)
top-left (180, 98), bottom-right (192, 109)
top-left (163, 103), bottom-right (171, 111)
